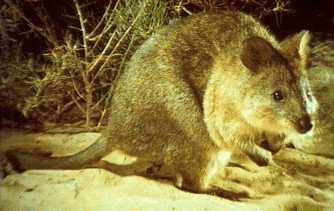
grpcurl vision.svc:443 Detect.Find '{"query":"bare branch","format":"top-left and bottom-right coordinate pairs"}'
top-left (70, 93), bottom-right (85, 114)
top-left (118, 33), bottom-right (136, 73)
top-left (3, 0), bottom-right (58, 46)
top-left (73, 0), bottom-right (88, 61)
top-left (87, 0), bottom-right (113, 39)
top-left (91, 88), bottom-right (110, 111)
top-left (68, 70), bottom-right (85, 100)
top-left (97, 84), bottom-right (114, 127)
top-left (92, 2), bottom-right (147, 83)
top-left (87, 30), bottom-right (117, 74)
top-left (68, 26), bottom-right (83, 32)
top-left (90, 0), bottom-right (121, 51)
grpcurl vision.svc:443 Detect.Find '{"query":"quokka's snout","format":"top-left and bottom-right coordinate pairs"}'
top-left (296, 115), bottom-right (313, 133)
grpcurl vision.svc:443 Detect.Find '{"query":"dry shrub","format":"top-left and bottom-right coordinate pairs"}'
top-left (0, 0), bottom-right (295, 130)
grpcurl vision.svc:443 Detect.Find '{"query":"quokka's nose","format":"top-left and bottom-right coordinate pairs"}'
top-left (297, 115), bottom-right (313, 134)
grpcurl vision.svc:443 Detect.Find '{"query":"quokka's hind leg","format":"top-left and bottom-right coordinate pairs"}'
top-left (175, 149), bottom-right (252, 199)
top-left (92, 157), bottom-right (250, 201)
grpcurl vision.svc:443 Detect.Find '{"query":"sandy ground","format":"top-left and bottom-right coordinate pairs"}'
top-left (0, 131), bottom-right (334, 211)
top-left (1, 169), bottom-right (263, 211)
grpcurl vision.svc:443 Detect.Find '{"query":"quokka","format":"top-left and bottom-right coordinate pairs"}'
top-left (6, 11), bottom-right (318, 195)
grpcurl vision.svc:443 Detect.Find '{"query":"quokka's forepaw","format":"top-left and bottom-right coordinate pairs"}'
top-left (246, 150), bottom-right (272, 167)
top-left (259, 138), bottom-right (283, 153)
top-left (266, 158), bottom-right (287, 175)
top-left (210, 184), bottom-right (251, 200)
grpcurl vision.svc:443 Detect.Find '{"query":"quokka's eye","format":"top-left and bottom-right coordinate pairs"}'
top-left (273, 90), bottom-right (284, 101)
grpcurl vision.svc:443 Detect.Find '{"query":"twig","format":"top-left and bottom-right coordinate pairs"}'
top-left (97, 84), bottom-right (114, 127)
top-left (90, 0), bottom-right (121, 51)
top-left (88, 30), bottom-right (117, 74)
top-left (73, 0), bottom-right (88, 61)
top-left (91, 88), bottom-right (110, 111)
top-left (87, 0), bottom-right (113, 39)
top-left (4, 0), bottom-right (58, 47)
top-left (92, 2), bottom-right (147, 83)
top-left (70, 93), bottom-right (85, 114)
top-left (118, 33), bottom-right (136, 73)
top-left (68, 70), bottom-right (85, 100)
top-left (68, 26), bottom-right (83, 32)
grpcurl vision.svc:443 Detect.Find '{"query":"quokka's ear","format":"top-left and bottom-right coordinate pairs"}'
top-left (241, 36), bottom-right (284, 73)
top-left (280, 30), bottom-right (312, 70)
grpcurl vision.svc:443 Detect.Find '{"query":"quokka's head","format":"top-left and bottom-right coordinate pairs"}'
top-left (239, 31), bottom-right (318, 135)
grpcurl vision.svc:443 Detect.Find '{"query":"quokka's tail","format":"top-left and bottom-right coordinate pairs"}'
top-left (5, 136), bottom-right (108, 170)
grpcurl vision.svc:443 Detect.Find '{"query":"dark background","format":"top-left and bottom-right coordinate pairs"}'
top-left (263, 0), bottom-right (334, 39)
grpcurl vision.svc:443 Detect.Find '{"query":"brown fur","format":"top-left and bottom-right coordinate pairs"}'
top-left (6, 11), bottom-right (317, 195)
